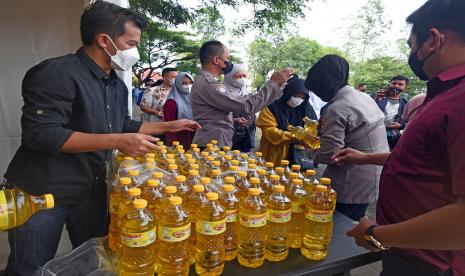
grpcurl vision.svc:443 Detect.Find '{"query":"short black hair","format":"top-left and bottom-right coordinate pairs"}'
top-left (390, 75), bottom-right (410, 85)
top-left (199, 40), bottom-right (225, 66)
top-left (162, 68), bottom-right (179, 77)
top-left (80, 0), bottom-right (147, 46)
top-left (406, 0), bottom-right (465, 44)
top-left (357, 83), bottom-right (367, 87)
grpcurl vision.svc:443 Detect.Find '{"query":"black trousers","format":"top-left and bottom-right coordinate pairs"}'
top-left (381, 251), bottom-right (452, 276)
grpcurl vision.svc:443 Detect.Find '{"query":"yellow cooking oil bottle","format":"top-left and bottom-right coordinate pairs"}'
top-left (223, 176), bottom-right (239, 195)
top-left (303, 169), bottom-right (319, 195)
top-left (151, 172), bottom-right (167, 190)
top-left (249, 177), bottom-right (265, 200)
top-left (154, 185), bottom-right (178, 219)
top-left (302, 185), bottom-right (334, 260)
top-left (185, 184), bottom-right (208, 265)
top-left (187, 169), bottom-right (201, 188)
top-left (141, 179), bottom-right (163, 219)
top-left (128, 169), bottom-right (143, 187)
top-left (108, 177), bottom-right (132, 251)
top-left (157, 196), bottom-right (191, 276)
top-left (195, 192), bottom-right (227, 276)
top-left (264, 162), bottom-right (276, 177)
top-left (320, 177), bottom-right (336, 210)
top-left (236, 171), bottom-right (251, 200)
top-left (115, 187), bottom-right (142, 252)
top-left (286, 178), bottom-right (308, 248)
top-left (254, 152), bottom-right (265, 167)
top-left (219, 184), bottom-right (239, 261)
top-left (275, 167), bottom-right (289, 189)
top-left (265, 184), bottom-right (292, 261)
top-left (174, 175), bottom-right (190, 202)
top-left (291, 165), bottom-right (304, 179)
top-left (210, 169), bottom-right (224, 194)
top-left (257, 169), bottom-right (272, 197)
top-left (118, 199), bottom-right (157, 275)
top-left (238, 188), bottom-right (268, 268)
top-left (0, 188), bottom-right (54, 231)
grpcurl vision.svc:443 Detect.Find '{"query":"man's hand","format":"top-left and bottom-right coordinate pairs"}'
top-left (331, 148), bottom-right (369, 165)
top-left (116, 133), bottom-right (160, 157)
top-left (387, 122), bottom-right (402, 129)
top-left (167, 119), bottom-right (201, 132)
top-left (347, 217), bottom-right (380, 252)
top-left (270, 68), bottom-right (294, 87)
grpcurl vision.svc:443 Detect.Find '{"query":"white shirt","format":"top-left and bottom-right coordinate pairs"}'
top-left (384, 99), bottom-right (400, 124)
top-left (308, 92), bottom-right (327, 119)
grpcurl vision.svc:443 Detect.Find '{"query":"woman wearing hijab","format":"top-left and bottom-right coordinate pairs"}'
top-left (256, 75), bottom-right (317, 166)
top-left (305, 55), bottom-right (389, 221)
top-left (163, 72), bottom-right (195, 148)
top-left (224, 64), bottom-right (256, 152)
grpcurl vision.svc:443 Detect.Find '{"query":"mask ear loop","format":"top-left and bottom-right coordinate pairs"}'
top-left (102, 35), bottom-right (120, 57)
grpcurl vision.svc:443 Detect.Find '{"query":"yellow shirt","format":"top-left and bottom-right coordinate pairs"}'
top-left (256, 107), bottom-right (293, 166)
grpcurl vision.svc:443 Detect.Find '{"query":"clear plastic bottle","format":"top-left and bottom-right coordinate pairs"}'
top-left (211, 140), bottom-right (220, 153)
top-left (255, 152), bottom-right (265, 168)
top-left (287, 125), bottom-right (320, 149)
top-left (236, 171), bottom-right (251, 200)
top-left (195, 192), bottom-right (227, 276)
top-left (320, 178), bottom-right (337, 210)
top-left (157, 196), bottom-right (191, 276)
top-left (247, 158), bottom-right (257, 166)
top-left (151, 171), bottom-right (167, 190)
top-left (264, 162), bottom-right (276, 177)
top-left (247, 164), bottom-right (259, 179)
top-left (155, 149), bottom-right (168, 170)
top-left (128, 169), bottom-right (143, 187)
top-left (141, 179), bottom-right (163, 220)
top-left (221, 155), bottom-right (233, 172)
top-left (257, 169), bottom-right (271, 196)
top-left (228, 166), bottom-right (239, 180)
top-left (109, 177), bottom-right (132, 251)
top-left (238, 188), bottom-right (267, 268)
top-left (192, 147), bottom-right (202, 161)
top-left (118, 199), bottom-right (157, 276)
top-left (116, 187), bottom-right (142, 252)
top-left (154, 186), bottom-right (178, 219)
top-left (286, 178), bottom-right (308, 249)
top-left (280, 160), bottom-right (292, 178)
top-left (174, 175), bottom-right (190, 202)
top-left (187, 170), bottom-right (201, 188)
top-left (188, 143), bottom-right (198, 155)
top-left (210, 169), bottom-right (224, 193)
top-left (240, 153), bottom-right (249, 167)
top-left (168, 141), bottom-right (180, 155)
top-left (232, 150), bottom-right (241, 161)
top-left (185, 184), bottom-right (208, 265)
top-left (223, 146), bottom-right (232, 156)
top-left (0, 188), bottom-right (54, 231)
top-left (249, 177), bottom-right (265, 200)
top-left (265, 185), bottom-right (292, 261)
top-left (275, 167), bottom-right (289, 188)
top-left (291, 165), bottom-right (304, 179)
top-left (302, 185), bottom-right (334, 260)
top-left (167, 164), bottom-right (180, 185)
top-left (220, 184), bottom-right (239, 261)
top-left (303, 169), bottom-right (319, 195)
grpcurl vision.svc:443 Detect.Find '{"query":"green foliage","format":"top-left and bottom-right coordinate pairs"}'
top-left (191, 7), bottom-right (225, 42)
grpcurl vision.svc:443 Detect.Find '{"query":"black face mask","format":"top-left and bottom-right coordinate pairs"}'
top-left (408, 41), bottom-right (435, 81)
top-left (218, 58), bottom-right (233, 75)
top-left (387, 87), bottom-right (403, 97)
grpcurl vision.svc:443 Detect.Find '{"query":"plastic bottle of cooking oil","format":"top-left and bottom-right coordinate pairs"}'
top-left (264, 162), bottom-right (276, 176)
top-left (185, 184), bottom-right (208, 265)
top-left (247, 158), bottom-right (257, 166)
top-left (188, 143), bottom-right (198, 154)
top-left (221, 155), bottom-right (233, 172)
top-left (228, 166), bottom-right (239, 180)
top-left (118, 157), bottom-right (139, 177)
top-left (174, 175), bottom-right (190, 202)
top-left (168, 141), bottom-right (180, 155)
top-left (167, 164), bottom-right (180, 185)
top-left (232, 150), bottom-right (241, 161)
top-left (254, 152), bottom-right (265, 167)
top-left (155, 149), bottom-right (168, 170)
top-left (239, 153), bottom-right (249, 167)
top-left (287, 125), bottom-right (321, 149)
top-left (286, 178), bottom-right (308, 249)
top-left (302, 185), bottom-right (334, 260)
top-left (187, 170), bottom-right (201, 188)
top-left (154, 185), bottom-right (178, 219)
top-left (128, 170), bottom-right (143, 187)
top-left (117, 187), bottom-right (142, 228)
top-left (157, 196), bottom-right (191, 276)
top-left (195, 192), bottom-right (227, 276)
top-left (141, 179), bottom-right (163, 219)
top-left (223, 146), bottom-right (232, 156)
top-left (192, 147), bottom-right (202, 161)
top-left (210, 169), bottom-right (224, 193)
top-left (289, 172), bottom-right (299, 186)
top-left (303, 117), bottom-right (319, 136)
top-left (249, 177), bottom-right (265, 200)
top-left (265, 185), bottom-right (292, 261)
top-left (266, 175), bottom-right (281, 197)
top-left (200, 177), bottom-right (213, 194)
top-left (118, 199), bottom-right (157, 276)
top-left (247, 164), bottom-right (259, 179)
top-left (291, 165), bottom-right (304, 179)
top-left (0, 188), bottom-right (54, 231)
top-left (320, 178), bottom-right (336, 210)
top-left (190, 163), bottom-right (200, 173)
top-left (275, 167), bottom-right (289, 188)
top-left (151, 172), bottom-right (167, 190)
top-left (303, 170), bottom-right (319, 195)
top-left (211, 161), bottom-right (221, 172)
top-left (211, 140), bottom-right (220, 152)
top-left (280, 160), bottom-right (292, 178)
top-left (220, 184), bottom-right (239, 261)
top-left (257, 169), bottom-right (271, 196)
top-left (238, 188), bottom-right (267, 268)
top-left (109, 177), bottom-right (132, 251)
top-left (204, 156), bottom-right (215, 177)
top-left (236, 171), bottom-right (251, 200)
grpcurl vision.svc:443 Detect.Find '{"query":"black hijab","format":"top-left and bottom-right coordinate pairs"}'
top-left (304, 55), bottom-right (349, 102)
top-left (268, 75), bottom-right (318, 131)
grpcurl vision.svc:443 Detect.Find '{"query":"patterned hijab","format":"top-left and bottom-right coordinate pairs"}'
top-left (166, 72), bottom-right (194, 120)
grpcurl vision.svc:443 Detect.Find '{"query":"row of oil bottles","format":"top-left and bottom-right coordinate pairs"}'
top-left (110, 140), bottom-right (336, 276)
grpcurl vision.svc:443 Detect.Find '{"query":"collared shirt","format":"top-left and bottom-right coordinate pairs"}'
top-left (140, 84), bottom-right (171, 122)
top-left (4, 48), bottom-right (142, 205)
top-left (377, 62), bottom-right (465, 275)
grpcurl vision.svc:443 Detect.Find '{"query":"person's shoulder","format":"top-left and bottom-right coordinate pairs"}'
top-left (26, 54), bottom-right (77, 75)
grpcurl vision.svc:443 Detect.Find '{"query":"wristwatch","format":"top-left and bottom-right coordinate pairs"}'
top-left (364, 225), bottom-right (390, 250)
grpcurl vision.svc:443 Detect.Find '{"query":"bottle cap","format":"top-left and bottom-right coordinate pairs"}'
top-left (156, 141), bottom-right (164, 146)
top-left (233, 150), bottom-right (240, 155)
top-left (185, 154), bottom-right (193, 159)
top-left (164, 186), bottom-right (177, 194)
top-left (166, 154), bottom-right (175, 159)
top-left (201, 152), bottom-right (209, 157)
top-left (218, 151), bottom-right (225, 156)
top-left (177, 149), bottom-right (185, 154)
top-left (188, 170), bottom-right (199, 176)
top-left (168, 164), bottom-right (178, 170)
top-left (128, 170), bottom-right (139, 176)
top-left (193, 184), bottom-right (205, 192)
top-left (44, 194), bottom-right (54, 209)
top-left (248, 164), bottom-right (257, 169)
top-left (175, 175), bottom-right (186, 182)
top-left (289, 172), bottom-right (299, 179)
top-left (161, 149), bottom-right (168, 153)
top-left (169, 196), bottom-right (182, 206)
top-left (249, 177), bottom-right (260, 185)
top-left (255, 152), bottom-right (263, 157)
top-left (128, 188), bottom-right (141, 197)
top-left (211, 140), bottom-right (218, 145)
top-left (191, 144), bottom-right (198, 148)
top-left (231, 160), bottom-right (240, 166)
top-left (281, 160), bottom-right (289, 166)
top-left (119, 177), bottom-right (131, 185)
top-left (211, 169), bottom-right (221, 176)
top-left (265, 162), bottom-right (274, 168)
top-left (172, 141), bottom-right (180, 146)
top-left (223, 184), bottom-right (234, 192)
top-left (193, 148), bottom-right (200, 153)
top-left (240, 153), bottom-right (248, 159)
top-left (187, 159), bottom-right (196, 164)
top-left (316, 184), bottom-right (328, 192)
top-left (224, 176), bottom-right (235, 184)
top-left (123, 157), bottom-right (133, 161)
top-left (224, 155), bottom-right (232, 160)
top-left (133, 199), bottom-right (147, 209)
top-left (166, 158), bottom-right (176, 164)
top-left (201, 177), bottom-right (211, 184)
top-left (257, 169), bottom-right (266, 175)
top-left (206, 192), bottom-right (218, 201)
top-left (147, 179), bottom-right (159, 187)
top-left (292, 179), bottom-right (303, 185)
top-left (238, 171), bottom-right (247, 177)
top-left (152, 172), bottom-right (163, 179)
top-left (273, 185), bottom-right (285, 193)
top-left (230, 166), bottom-right (239, 171)
top-left (212, 161), bottom-right (221, 166)
top-left (176, 145), bottom-right (184, 150)
top-left (320, 178), bottom-right (331, 184)
top-left (248, 158), bottom-right (257, 164)
top-left (306, 169), bottom-right (316, 176)
top-left (248, 188), bottom-right (260, 196)
top-left (145, 162), bottom-right (155, 169)
top-left (270, 174), bottom-right (280, 181)
top-left (275, 167), bottom-right (284, 173)
top-left (207, 156), bottom-right (215, 161)
top-left (190, 164), bottom-right (200, 170)
top-left (292, 165), bottom-right (301, 171)
top-left (206, 143), bottom-right (213, 148)
top-left (146, 153), bottom-right (155, 158)
top-left (224, 146), bottom-right (231, 151)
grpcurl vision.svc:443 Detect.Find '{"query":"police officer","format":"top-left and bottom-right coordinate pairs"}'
top-left (191, 40), bottom-right (292, 148)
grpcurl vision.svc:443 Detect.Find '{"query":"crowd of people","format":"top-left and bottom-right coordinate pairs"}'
top-left (2, 0), bottom-right (465, 275)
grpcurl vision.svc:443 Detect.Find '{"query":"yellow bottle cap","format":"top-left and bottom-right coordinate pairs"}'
top-left (123, 157), bottom-right (133, 161)
top-left (212, 161), bottom-right (221, 166)
top-left (255, 152), bottom-right (263, 157)
top-left (240, 153), bottom-right (248, 159)
top-left (211, 140), bottom-right (218, 145)
top-left (257, 169), bottom-right (266, 175)
top-left (275, 167), bottom-right (284, 173)
top-left (201, 177), bottom-right (211, 184)
top-left (193, 148), bottom-right (200, 153)
top-left (224, 155), bottom-right (232, 160)
top-left (166, 158), bottom-right (176, 164)
top-left (169, 196), bottom-right (182, 206)
top-left (316, 184), bottom-right (327, 192)
top-left (224, 146), bottom-right (231, 151)
top-left (320, 178), bottom-right (331, 184)
top-left (188, 170), bottom-right (199, 176)
top-left (201, 152), bottom-right (209, 157)
top-left (265, 162), bottom-right (274, 168)
top-left (164, 185), bottom-right (177, 194)
top-left (156, 141), bottom-right (164, 146)
top-left (207, 156), bottom-right (215, 161)
top-left (270, 174), bottom-right (280, 181)
top-left (161, 145), bottom-right (167, 149)
top-left (190, 164), bottom-right (200, 170)
top-left (133, 199), bottom-right (147, 209)
top-left (289, 172), bottom-right (299, 179)
top-left (238, 171), bottom-right (247, 177)
top-left (281, 160), bottom-right (289, 166)
top-left (211, 169), bottom-right (221, 176)
top-left (152, 172), bottom-right (163, 179)
top-left (292, 165), bottom-right (301, 171)
top-left (145, 162), bottom-right (155, 169)
top-left (233, 150), bottom-right (240, 154)
top-left (172, 141), bottom-right (180, 146)
top-left (185, 154), bottom-right (193, 159)
top-left (176, 145), bottom-right (184, 150)
top-left (161, 149), bottom-right (168, 153)
top-left (273, 185), bottom-right (285, 193)
top-left (206, 192), bottom-right (218, 201)
top-left (147, 179), bottom-right (159, 187)
top-left (224, 176), bottom-right (235, 184)
top-left (223, 184), bottom-right (234, 192)
top-left (166, 154), bottom-right (175, 159)
top-left (292, 179), bottom-right (303, 185)
top-left (128, 170), bottom-right (139, 176)
top-left (306, 169), bottom-right (316, 176)
top-left (177, 149), bottom-right (185, 154)
top-left (248, 188), bottom-right (260, 196)
top-left (175, 175), bottom-right (186, 182)
top-left (230, 166), bottom-right (239, 171)
top-left (146, 153), bottom-right (155, 158)
top-left (191, 144), bottom-right (198, 148)
top-left (193, 184), bottom-right (205, 192)
top-left (206, 143), bottom-right (213, 148)
top-left (168, 164), bottom-right (178, 170)
top-left (248, 164), bottom-right (257, 169)
top-left (248, 159), bottom-right (257, 164)
top-left (249, 177), bottom-right (260, 185)
top-left (44, 194), bottom-right (54, 209)
top-left (187, 158), bottom-right (196, 164)
top-left (218, 151), bottom-right (225, 156)
top-left (128, 187), bottom-right (141, 196)
top-left (119, 177), bottom-right (131, 185)
top-left (231, 160), bottom-right (240, 166)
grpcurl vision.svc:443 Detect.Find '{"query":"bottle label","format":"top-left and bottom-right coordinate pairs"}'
top-left (291, 201), bottom-right (305, 213)
top-left (267, 209), bottom-right (291, 223)
top-left (226, 209), bottom-right (238, 223)
top-left (196, 218), bottom-right (227, 235)
top-left (121, 228), bottom-right (156, 247)
top-left (0, 191), bottom-right (7, 230)
top-left (239, 212), bottom-right (267, 227)
top-left (158, 223), bottom-right (191, 242)
top-left (305, 208), bottom-right (333, 223)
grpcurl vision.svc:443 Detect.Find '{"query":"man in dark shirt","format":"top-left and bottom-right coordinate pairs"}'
top-left (3, 2), bottom-right (199, 275)
top-left (333, 0), bottom-right (465, 274)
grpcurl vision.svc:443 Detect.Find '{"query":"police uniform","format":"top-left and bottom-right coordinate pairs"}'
top-left (191, 70), bottom-right (283, 147)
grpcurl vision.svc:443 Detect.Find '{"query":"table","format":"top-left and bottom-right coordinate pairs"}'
top-left (192, 212), bottom-right (381, 276)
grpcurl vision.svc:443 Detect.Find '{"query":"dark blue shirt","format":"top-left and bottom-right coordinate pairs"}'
top-left (4, 48), bottom-right (142, 204)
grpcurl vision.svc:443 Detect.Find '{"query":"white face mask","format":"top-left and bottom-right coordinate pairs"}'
top-left (103, 35), bottom-right (140, 71)
top-left (169, 78), bottom-right (176, 87)
top-left (180, 84), bottom-right (192, 94)
top-left (287, 96), bottom-right (305, 108)
top-left (231, 78), bottom-right (246, 89)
